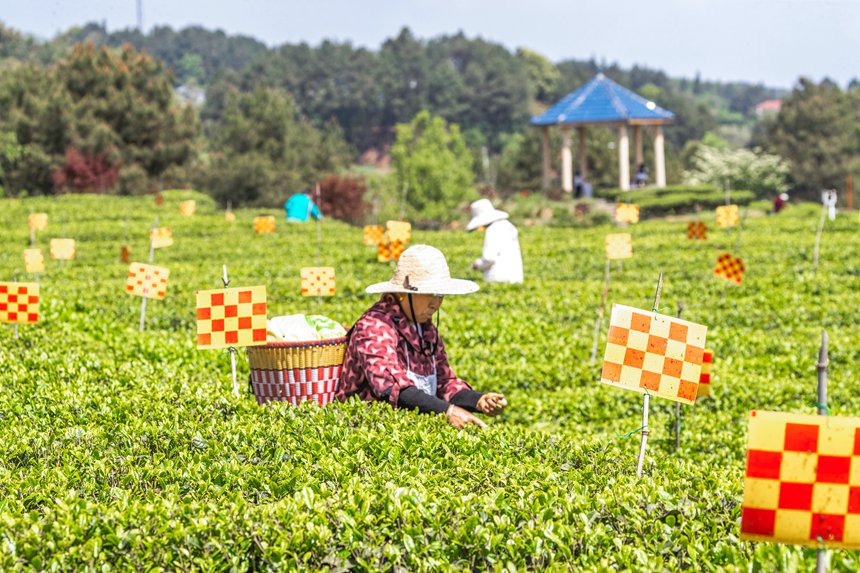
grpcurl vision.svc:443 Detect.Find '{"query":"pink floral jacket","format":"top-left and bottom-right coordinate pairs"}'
top-left (336, 294), bottom-right (473, 407)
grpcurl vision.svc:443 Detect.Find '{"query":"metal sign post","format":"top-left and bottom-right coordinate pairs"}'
top-left (637, 272), bottom-right (663, 477)
top-left (222, 264), bottom-right (239, 398)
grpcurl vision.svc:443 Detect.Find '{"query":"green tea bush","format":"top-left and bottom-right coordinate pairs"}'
top-left (594, 185), bottom-right (755, 218)
top-left (1, 192), bottom-right (858, 571)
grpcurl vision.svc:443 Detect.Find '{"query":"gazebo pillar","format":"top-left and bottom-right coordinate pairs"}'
top-left (561, 126), bottom-right (573, 193)
top-left (633, 125), bottom-right (643, 170)
top-left (541, 126), bottom-right (551, 190)
top-left (618, 123), bottom-right (630, 191)
top-left (654, 125), bottom-right (666, 187)
top-left (577, 126), bottom-right (587, 181)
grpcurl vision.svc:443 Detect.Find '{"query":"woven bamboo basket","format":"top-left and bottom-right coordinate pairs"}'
top-left (246, 337), bottom-right (347, 406)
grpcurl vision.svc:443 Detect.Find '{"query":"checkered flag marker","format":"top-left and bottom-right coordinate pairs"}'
top-left (301, 267), bottom-right (335, 296)
top-left (605, 233), bottom-right (633, 260)
top-left (716, 205), bottom-right (739, 227)
top-left (24, 249), bottom-right (44, 274)
top-left (50, 239), bottom-right (76, 260)
top-left (126, 263), bottom-right (169, 300)
top-left (149, 227), bottom-right (173, 249)
top-left (363, 225), bottom-right (384, 246)
top-left (715, 252), bottom-right (745, 284)
top-left (601, 304), bottom-right (708, 405)
top-left (254, 215), bottom-right (276, 234)
top-left (386, 220), bottom-right (412, 243)
top-left (179, 200), bottom-right (196, 216)
top-left (616, 203), bottom-right (640, 224)
top-left (0, 282), bottom-right (39, 324)
top-left (688, 222), bottom-right (707, 240)
top-left (196, 285), bottom-right (267, 349)
top-left (741, 410), bottom-right (860, 549)
top-left (28, 213), bottom-right (48, 232)
top-left (696, 349), bottom-right (714, 398)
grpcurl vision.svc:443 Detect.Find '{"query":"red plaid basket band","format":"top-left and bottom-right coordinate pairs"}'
top-left (252, 391), bottom-right (337, 407)
top-left (249, 365), bottom-right (341, 405)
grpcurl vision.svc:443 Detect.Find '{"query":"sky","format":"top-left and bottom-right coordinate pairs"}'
top-left (4, 0), bottom-right (859, 89)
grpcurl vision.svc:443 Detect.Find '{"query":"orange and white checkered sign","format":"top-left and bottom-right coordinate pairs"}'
top-left (688, 222), bottom-right (707, 240)
top-left (605, 233), bottom-right (632, 260)
top-left (696, 349), bottom-right (713, 398)
top-left (196, 285), bottom-right (267, 349)
top-left (378, 241), bottom-right (392, 262)
top-left (155, 193), bottom-right (164, 207)
top-left (601, 304), bottom-right (708, 405)
top-left (300, 267), bottom-right (335, 296)
top-left (28, 213), bottom-right (48, 232)
top-left (715, 252), bottom-right (745, 284)
top-left (225, 211), bottom-right (236, 223)
top-left (24, 249), bottom-right (44, 274)
top-left (363, 225), bottom-right (384, 246)
top-left (126, 263), bottom-right (169, 300)
top-left (616, 203), bottom-right (640, 224)
top-left (386, 220), bottom-right (412, 244)
top-left (179, 200), bottom-right (196, 216)
top-left (120, 245), bottom-right (132, 264)
top-left (254, 215), bottom-right (276, 234)
top-left (716, 205), bottom-right (739, 227)
top-left (150, 227), bottom-right (173, 248)
top-left (741, 410), bottom-right (860, 549)
top-left (0, 282), bottom-right (39, 324)
top-left (50, 239), bottom-right (75, 260)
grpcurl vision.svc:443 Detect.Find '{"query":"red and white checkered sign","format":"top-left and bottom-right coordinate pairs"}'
top-left (126, 263), bottom-right (169, 300)
top-left (249, 365), bottom-right (342, 405)
top-left (688, 222), bottom-right (707, 240)
top-left (697, 349), bottom-right (714, 398)
top-left (715, 252), bottom-right (745, 284)
top-left (605, 233), bottom-right (633, 260)
top-left (300, 267), bottom-right (335, 296)
top-left (616, 203), bottom-right (640, 224)
top-left (601, 304), bottom-right (708, 405)
top-left (196, 285), bottom-right (267, 349)
top-left (0, 282), bottom-right (39, 324)
top-left (741, 410), bottom-right (860, 549)
top-left (150, 227), bottom-right (173, 248)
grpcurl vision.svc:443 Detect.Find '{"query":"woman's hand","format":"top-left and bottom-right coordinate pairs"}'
top-left (446, 405), bottom-right (487, 429)
top-left (476, 393), bottom-right (507, 416)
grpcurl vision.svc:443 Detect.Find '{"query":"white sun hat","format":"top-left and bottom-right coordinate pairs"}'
top-left (466, 198), bottom-right (510, 231)
top-left (365, 244), bottom-right (479, 295)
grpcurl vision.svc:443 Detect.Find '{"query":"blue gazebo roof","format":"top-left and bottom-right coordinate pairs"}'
top-left (530, 73), bottom-right (674, 126)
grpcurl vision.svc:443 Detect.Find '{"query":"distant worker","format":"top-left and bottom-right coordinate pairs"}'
top-left (285, 189), bottom-right (323, 222)
top-left (574, 171), bottom-right (584, 198)
top-left (822, 189), bottom-right (837, 221)
top-left (635, 163), bottom-right (648, 188)
top-left (467, 199), bottom-right (523, 284)
top-left (773, 192), bottom-right (789, 214)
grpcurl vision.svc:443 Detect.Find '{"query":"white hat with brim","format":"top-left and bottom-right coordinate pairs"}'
top-left (466, 198), bottom-right (509, 231)
top-left (365, 244), bottom-right (479, 295)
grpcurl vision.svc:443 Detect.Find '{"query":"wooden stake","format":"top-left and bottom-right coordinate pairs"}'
top-left (637, 272), bottom-right (663, 477)
top-left (222, 264), bottom-right (239, 398)
top-left (590, 259), bottom-right (611, 362)
top-left (816, 330), bottom-right (829, 573)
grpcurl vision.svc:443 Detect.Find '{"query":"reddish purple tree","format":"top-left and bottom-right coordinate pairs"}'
top-left (52, 147), bottom-right (120, 194)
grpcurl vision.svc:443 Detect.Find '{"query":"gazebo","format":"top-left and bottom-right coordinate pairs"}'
top-left (530, 73), bottom-right (674, 192)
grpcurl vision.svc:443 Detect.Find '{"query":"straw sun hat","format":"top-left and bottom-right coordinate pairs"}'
top-left (365, 244), bottom-right (479, 296)
top-left (466, 198), bottom-right (509, 231)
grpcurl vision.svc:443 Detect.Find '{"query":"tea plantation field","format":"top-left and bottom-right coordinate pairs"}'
top-left (2, 191), bottom-right (860, 571)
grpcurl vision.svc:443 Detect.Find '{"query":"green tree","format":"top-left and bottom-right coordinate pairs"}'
top-left (391, 110), bottom-right (475, 224)
top-left (683, 138), bottom-right (790, 199)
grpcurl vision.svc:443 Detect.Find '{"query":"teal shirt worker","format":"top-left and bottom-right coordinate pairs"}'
top-left (285, 193), bottom-right (322, 222)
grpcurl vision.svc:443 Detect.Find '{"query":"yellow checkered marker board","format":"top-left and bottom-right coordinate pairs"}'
top-left (363, 225), bottom-right (384, 246)
top-left (149, 227), bottom-right (173, 248)
top-left (300, 267), bottom-right (335, 296)
top-left (126, 263), bottom-right (169, 300)
top-left (741, 410), bottom-right (860, 549)
top-left (50, 239), bottom-right (76, 260)
top-left (179, 200), bottom-right (196, 216)
top-left (714, 252), bottom-right (745, 284)
top-left (28, 213), bottom-right (48, 232)
top-left (601, 304), bottom-right (708, 405)
top-left (386, 220), bottom-right (412, 243)
top-left (24, 249), bottom-right (44, 274)
top-left (605, 233), bottom-right (632, 260)
top-left (687, 222), bottom-right (707, 240)
top-left (196, 285), bottom-right (267, 349)
top-left (254, 215), bottom-right (276, 234)
top-left (615, 203), bottom-right (640, 224)
top-left (120, 245), bottom-right (132, 264)
top-left (0, 282), bottom-right (39, 324)
top-left (696, 349), bottom-right (714, 398)
top-left (716, 205), bottom-right (739, 227)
